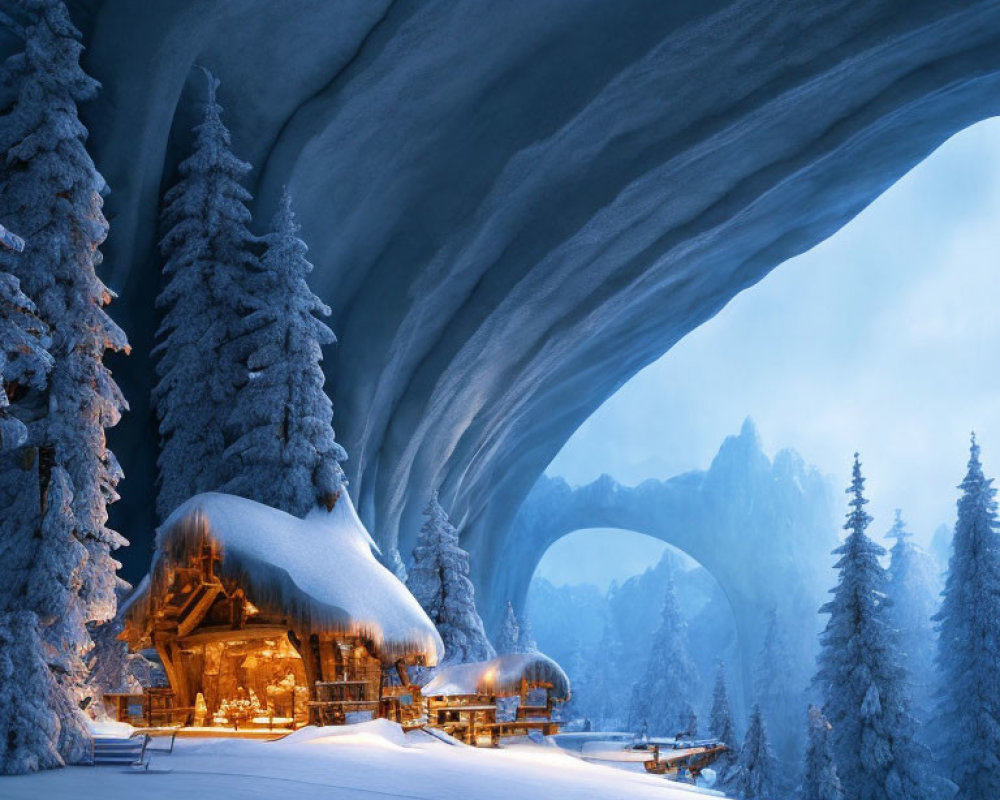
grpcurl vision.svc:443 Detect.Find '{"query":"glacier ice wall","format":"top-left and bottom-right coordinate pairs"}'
top-left (19, 1), bottom-right (1000, 587)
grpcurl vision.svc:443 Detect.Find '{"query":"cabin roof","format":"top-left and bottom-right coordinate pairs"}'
top-left (121, 492), bottom-right (443, 664)
top-left (420, 652), bottom-right (570, 699)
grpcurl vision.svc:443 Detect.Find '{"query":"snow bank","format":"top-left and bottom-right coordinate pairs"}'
top-left (273, 719), bottom-right (411, 750)
top-left (123, 492), bottom-right (443, 663)
top-left (87, 719), bottom-right (135, 738)
top-left (0, 724), bottom-right (726, 799)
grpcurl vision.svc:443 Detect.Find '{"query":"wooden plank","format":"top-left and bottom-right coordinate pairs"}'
top-left (174, 624), bottom-right (291, 646)
top-left (315, 680), bottom-right (369, 686)
top-left (176, 584), bottom-right (222, 638)
top-left (306, 701), bottom-right (379, 708)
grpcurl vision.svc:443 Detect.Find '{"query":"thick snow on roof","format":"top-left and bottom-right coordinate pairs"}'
top-left (421, 652), bottom-right (570, 699)
top-left (124, 492), bottom-right (443, 664)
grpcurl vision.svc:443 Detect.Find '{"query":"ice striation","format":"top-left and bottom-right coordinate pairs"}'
top-left (14, 2), bottom-right (1000, 603)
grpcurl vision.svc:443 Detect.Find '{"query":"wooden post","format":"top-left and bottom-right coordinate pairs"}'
top-left (231, 588), bottom-right (246, 630)
top-left (156, 639), bottom-right (189, 709)
top-left (395, 658), bottom-right (410, 686)
top-left (307, 634), bottom-right (324, 725)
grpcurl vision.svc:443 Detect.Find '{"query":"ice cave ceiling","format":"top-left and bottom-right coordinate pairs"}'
top-left (17, 1), bottom-right (1000, 595)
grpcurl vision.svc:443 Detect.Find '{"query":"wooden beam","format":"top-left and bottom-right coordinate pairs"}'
top-left (156, 640), bottom-right (188, 709)
top-left (176, 584), bottom-right (222, 638)
top-left (174, 624), bottom-right (292, 647)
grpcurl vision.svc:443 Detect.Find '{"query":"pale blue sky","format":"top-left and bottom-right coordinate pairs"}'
top-left (538, 117), bottom-right (1000, 586)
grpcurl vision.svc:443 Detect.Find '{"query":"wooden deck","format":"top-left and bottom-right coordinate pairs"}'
top-left (155, 726), bottom-right (294, 741)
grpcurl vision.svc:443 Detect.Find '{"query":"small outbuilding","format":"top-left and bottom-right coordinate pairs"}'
top-left (421, 652), bottom-right (570, 745)
top-left (121, 492), bottom-right (443, 731)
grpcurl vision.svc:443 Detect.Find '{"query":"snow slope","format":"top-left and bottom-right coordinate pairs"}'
top-left (0, 721), bottom-right (721, 799)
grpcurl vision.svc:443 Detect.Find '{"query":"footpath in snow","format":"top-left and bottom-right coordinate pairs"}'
top-left (2, 720), bottom-right (722, 799)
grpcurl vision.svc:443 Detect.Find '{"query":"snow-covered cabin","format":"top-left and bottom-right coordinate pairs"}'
top-left (120, 492), bottom-right (443, 730)
top-left (420, 653), bottom-right (570, 745)
top-left (422, 653), bottom-right (570, 701)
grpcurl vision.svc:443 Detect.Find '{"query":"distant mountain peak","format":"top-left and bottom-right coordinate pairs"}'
top-left (740, 416), bottom-right (761, 443)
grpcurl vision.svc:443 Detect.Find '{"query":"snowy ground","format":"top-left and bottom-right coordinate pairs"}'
top-left (2, 720), bottom-right (723, 799)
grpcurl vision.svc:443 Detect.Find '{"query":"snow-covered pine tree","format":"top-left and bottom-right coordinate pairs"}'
top-left (0, 466), bottom-right (91, 771)
top-left (0, 0), bottom-right (128, 771)
top-left (627, 569), bottom-right (700, 737)
top-left (884, 509), bottom-right (938, 724)
top-left (934, 435), bottom-right (1000, 800)
top-left (496, 601), bottom-right (520, 655)
top-left (710, 662), bottom-right (739, 774)
top-left (406, 491), bottom-right (495, 664)
top-left (590, 618), bottom-right (627, 730)
top-left (814, 454), bottom-right (930, 800)
top-left (755, 606), bottom-right (802, 764)
top-left (516, 612), bottom-right (537, 653)
top-left (725, 703), bottom-right (780, 800)
top-left (87, 585), bottom-right (142, 709)
top-left (0, 270), bottom-right (50, 449)
top-left (153, 70), bottom-right (259, 520)
top-left (559, 639), bottom-right (590, 724)
top-left (798, 705), bottom-right (843, 800)
top-left (221, 189), bottom-right (347, 515)
top-left (30, 467), bottom-right (92, 757)
top-left (0, 611), bottom-right (62, 774)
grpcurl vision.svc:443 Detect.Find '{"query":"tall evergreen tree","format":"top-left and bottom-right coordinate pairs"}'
top-left (627, 570), bottom-right (700, 737)
top-left (934, 435), bottom-right (1000, 800)
top-left (710, 662), bottom-right (739, 774)
top-left (815, 455), bottom-right (929, 800)
top-left (153, 70), bottom-right (259, 520)
top-left (0, 0), bottom-right (128, 772)
top-left (406, 491), bottom-right (495, 664)
top-left (590, 618), bottom-right (627, 730)
top-left (0, 612), bottom-right (62, 774)
top-left (0, 270), bottom-right (50, 449)
top-left (884, 509), bottom-right (938, 724)
top-left (798, 705), bottom-right (843, 800)
top-left (755, 606), bottom-right (803, 764)
top-left (725, 703), bottom-right (780, 800)
top-left (495, 601), bottom-right (520, 655)
top-left (561, 638), bottom-right (590, 723)
top-left (222, 189), bottom-right (346, 515)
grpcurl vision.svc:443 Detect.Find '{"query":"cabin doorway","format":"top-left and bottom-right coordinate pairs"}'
top-left (174, 632), bottom-right (308, 729)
